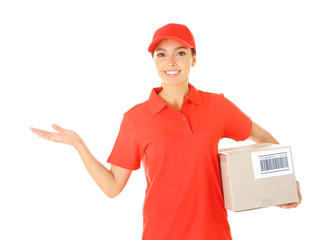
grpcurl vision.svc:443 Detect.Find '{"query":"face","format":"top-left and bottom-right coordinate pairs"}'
top-left (154, 39), bottom-right (196, 86)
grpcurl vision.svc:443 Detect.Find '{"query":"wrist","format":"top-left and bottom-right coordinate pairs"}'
top-left (72, 136), bottom-right (85, 151)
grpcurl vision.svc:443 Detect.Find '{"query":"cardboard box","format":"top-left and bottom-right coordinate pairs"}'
top-left (219, 143), bottom-right (299, 212)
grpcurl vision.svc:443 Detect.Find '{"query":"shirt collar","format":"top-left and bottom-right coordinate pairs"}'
top-left (148, 83), bottom-right (202, 115)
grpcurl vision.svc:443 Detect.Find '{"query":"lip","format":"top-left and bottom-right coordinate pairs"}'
top-left (164, 70), bottom-right (181, 78)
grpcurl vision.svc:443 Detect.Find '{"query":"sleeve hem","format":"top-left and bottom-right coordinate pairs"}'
top-left (240, 116), bottom-right (253, 141)
top-left (107, 158), bottom-right (140, 170)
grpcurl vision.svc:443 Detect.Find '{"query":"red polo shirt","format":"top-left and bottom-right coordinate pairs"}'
top-left (107, 84), bottom-right (252, 240)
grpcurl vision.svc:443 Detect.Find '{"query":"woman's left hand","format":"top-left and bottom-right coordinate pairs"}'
top-left (278, 180), bottom-right (302, 209)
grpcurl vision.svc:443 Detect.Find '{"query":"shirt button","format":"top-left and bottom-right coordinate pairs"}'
top-left (183, 117), bottom-right (186, 121)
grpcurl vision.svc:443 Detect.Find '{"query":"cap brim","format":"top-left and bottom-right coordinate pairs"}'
top-left (148, 36), bottom-right (194, 54)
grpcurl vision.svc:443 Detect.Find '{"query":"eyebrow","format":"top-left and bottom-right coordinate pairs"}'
top-left (155, 46), bottom-right (187, 52)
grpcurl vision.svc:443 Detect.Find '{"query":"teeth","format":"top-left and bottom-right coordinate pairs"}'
top-left (165, 71), bottom-right (179, 75)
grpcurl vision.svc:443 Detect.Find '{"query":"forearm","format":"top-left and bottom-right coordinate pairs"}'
top-left (251, 132), bottom-right (279, 144)
top-left (30, 125), bottom-right (131, 198)
top-left (249, 122), bottom-right (279, 144)
top-left (74, 140), bottom-right (117, 198)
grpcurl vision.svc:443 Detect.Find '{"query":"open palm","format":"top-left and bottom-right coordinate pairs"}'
top-left (30, 124), bottom-right (81, 147)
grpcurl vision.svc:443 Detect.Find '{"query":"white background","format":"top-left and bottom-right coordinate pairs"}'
top-left (1, 0), bottom-right (322, 239)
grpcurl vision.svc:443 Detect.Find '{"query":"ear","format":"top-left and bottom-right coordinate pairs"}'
top-left (191, 55), bottom-right (196, 67)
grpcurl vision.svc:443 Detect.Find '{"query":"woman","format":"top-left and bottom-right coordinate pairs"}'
top-left (30, 23), bottom-right (301, 240)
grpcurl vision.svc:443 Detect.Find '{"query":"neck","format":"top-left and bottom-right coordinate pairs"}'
top-left (158, 81), bottom-right (190, 110)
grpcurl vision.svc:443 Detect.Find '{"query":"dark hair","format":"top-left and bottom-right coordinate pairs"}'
top-left (191, 48), bottom-right (196, 56)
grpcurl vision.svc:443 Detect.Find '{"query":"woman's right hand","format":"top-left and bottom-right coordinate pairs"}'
top-left (30, 124), bottom-right (132, 198)
top-left (30, 124), bottom-right (82, 148)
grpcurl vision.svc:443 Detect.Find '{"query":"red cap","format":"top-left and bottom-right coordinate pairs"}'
top-left (148, 23), bottom-right (196, 56)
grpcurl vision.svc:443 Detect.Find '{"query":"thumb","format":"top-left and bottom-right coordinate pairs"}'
top-left (52, 124), bottom-right (65, 133)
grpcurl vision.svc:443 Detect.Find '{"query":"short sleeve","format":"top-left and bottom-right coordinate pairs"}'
top-left (107, 114), bottom-right (143, 170)
top-left (223, 96), bottom-right (252, 141)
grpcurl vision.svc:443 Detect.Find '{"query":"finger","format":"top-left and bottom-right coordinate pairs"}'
top-left (278, 195), bottom-right (302, 209)
top-left (278, 203), bottom-right (297, 209)
top-left (39, 132), bottom-right (62, 142)
top-left (298, 188), bottom-right (302, 203)
top-left (52, 124), bottom-right (65, 133)
top-left (295, 180), bottom-right (302, 202)
top-left (279, 199), bottom-right (301, 208)
top-left (30, 127), bottom-right (37, 133)
top-left (30, 127), bottom-right (59, 141)
top-left (30, 127), bottom-right (50, 136)
top-left (288, 202), bottom-right (299, 208)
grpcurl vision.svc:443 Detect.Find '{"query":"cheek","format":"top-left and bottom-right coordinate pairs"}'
top-left (154, 62), bottom-right (164, 77)
top-left (181, 59), bottom-right (193, 70)
top-left (154, 57), bottom-right (160, 65)
top-left (155, 64), bottom-right (162, 74)
top-left (154, 60), bottom-right (160, 69)
top-left (154, 59), bottom-right (166, 72)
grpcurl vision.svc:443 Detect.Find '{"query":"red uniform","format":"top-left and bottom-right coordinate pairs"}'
top-left (108, 84), bottom-right (252, 240)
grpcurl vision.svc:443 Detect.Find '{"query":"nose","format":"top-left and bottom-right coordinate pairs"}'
top-left (166, 55), bottom-right (176, 67)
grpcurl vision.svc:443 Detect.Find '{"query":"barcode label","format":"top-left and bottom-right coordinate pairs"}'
top-left (252, 148), bottom-right (293, 179)
top-left (260, 153), bottom-right (289, 172)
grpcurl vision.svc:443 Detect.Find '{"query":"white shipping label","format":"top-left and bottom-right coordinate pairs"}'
top-left (251, 148), bottom-right (294, 179)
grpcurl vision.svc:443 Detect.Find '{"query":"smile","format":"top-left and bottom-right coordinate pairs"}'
top-left (164, 70), bottom-right (180, 77)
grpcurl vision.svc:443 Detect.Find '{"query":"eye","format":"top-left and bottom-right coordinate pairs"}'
top-left (176, 51), bottom-right (186, 56)
top-left (156, 52), bottom-right (166, 57)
